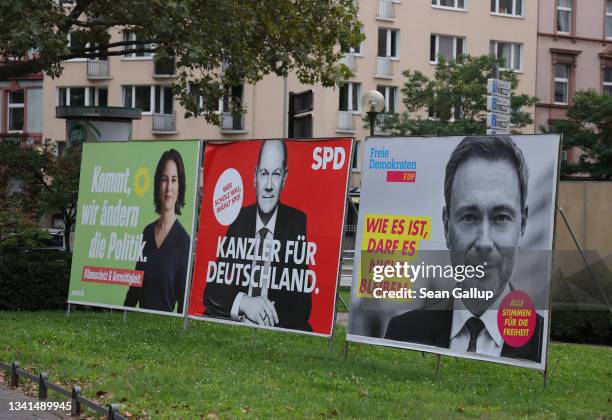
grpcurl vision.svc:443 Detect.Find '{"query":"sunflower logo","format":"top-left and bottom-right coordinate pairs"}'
top-left (133, 166), bottom-right (151, 198)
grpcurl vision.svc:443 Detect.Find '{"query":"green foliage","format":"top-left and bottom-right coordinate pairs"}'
top-left (1, 312), bottom-right (611, 418)
top-left (0, 251), bottom-right (70, 310)
top-left (377, 55), bottom-right (537, 136)
top-left (546, 90), bottom-right (612, 180)
top-left (551, 309), bottom-right (612, 345)
top-left (0, 139), bottom-right (80, 252)
top-left (0, 0), bottom-right (363, 123)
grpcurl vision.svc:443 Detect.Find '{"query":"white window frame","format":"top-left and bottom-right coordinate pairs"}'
top-left (123, 85), bottom-right (155, 114)
top-left (490, 41), bottom-right (523, 72)
top-left (122, 32), bottom-right (153, 60)
top-left (154, 86), bottom-right (174, 114)
top-left (430, 34), bottom-right (465, 64)
top-left (377, 85), bottom-right (398, 114)
top-left (431, 0), bottom-right (466, 12)
top-left (606, 0), bottom-right (612, 39)
top-left (7, 90), bottom-right (25, 133)
top-left (379, 28), bottom-right (400, 59)
top-left (603, 68), bottom-right (612, 95)
top-left (556, 0), bottom-right (572, 34)
top-left (339, 82), bottom-right (361, 113)
top-left (57, 87), bottom-right (107, 107)
top-left (554, 64), bottom-right (569, 105)
top-left (66, 32), bottom-right (88, 62)
top-left (490, 0), bottom-right (523, 17)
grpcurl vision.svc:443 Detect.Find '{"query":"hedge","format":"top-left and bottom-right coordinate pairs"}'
top-left (0, 250), bottom-right (70, 310)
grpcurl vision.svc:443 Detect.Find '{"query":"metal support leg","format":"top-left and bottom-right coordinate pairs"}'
top-left (123, 311), bottom-right (127, 323)
top-left (434, 355), bottom-right (442, 379)
top-left (252, 328), bottom-right (257, 345)
top-left (66, 303), bottom-right (71, 317)
top-left (342, 341), bottom-right (349, 360)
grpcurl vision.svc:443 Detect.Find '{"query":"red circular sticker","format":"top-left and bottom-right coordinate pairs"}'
top-left (497, 290), bottom-right (536, 348)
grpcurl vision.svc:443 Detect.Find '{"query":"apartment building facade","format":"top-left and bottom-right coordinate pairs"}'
top-left (34, 1), bottom-right (538, 188)
top-left (535, 0), bottom-right (612, 146)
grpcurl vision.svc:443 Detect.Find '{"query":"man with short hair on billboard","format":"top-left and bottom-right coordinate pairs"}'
top-left (385, 136), bottom-right (543, 362)
top-left (204, 139), bottom-right (312, 331)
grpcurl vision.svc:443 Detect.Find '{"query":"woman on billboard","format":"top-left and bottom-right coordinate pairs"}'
top-left (124, 149), bottom-right (190, 313)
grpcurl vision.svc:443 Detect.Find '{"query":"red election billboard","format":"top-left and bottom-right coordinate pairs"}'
top-left (189, 138), bottom-right (353, 336)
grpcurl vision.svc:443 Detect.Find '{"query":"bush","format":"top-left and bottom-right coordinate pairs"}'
top-left (0, 250), bottom-right (70, 310)
top-left (550, 309), bottom-right (612, 345)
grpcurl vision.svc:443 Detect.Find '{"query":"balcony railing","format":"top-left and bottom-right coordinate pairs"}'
top-left (221, 112), bottom-right (244, 131)
top-left (340, 52), bottom-right (357, 72)
top-left (377, 0), bottom-right (395, 20)
top-left (152, 112), bottom-right (176, 133)
top-left (86, 59), bottom-right (109, 78)
top-left (337, 111), bottom-right (354, 131)
top-left (376, 56), bottom-right (392, 78)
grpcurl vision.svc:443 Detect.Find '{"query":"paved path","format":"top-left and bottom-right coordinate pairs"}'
top-left (0, 384), bottom-right (64, 420)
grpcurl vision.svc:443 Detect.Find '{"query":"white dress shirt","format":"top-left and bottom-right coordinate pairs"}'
top-left (230, 208), bottom-right (277, 320)
top-left (449, 284), bottom-right (510, 356)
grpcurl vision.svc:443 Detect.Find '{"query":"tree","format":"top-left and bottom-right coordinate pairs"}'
top-left (0, 139), bottom-right (80, 252)
top-left (377, 55), bottom-right (537, 136)
top-left (0, 0), bottom-right (362, 123)
top-left (546, 90), bottom-right (612, 180)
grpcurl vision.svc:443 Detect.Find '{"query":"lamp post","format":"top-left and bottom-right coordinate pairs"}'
top-left (362, 90), bottom-right (385, 137)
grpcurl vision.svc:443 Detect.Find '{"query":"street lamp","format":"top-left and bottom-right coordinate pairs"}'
top-left (362, 90), bottom-right (385, 137)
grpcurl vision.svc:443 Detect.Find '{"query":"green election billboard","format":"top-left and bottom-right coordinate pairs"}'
top-left (68, 140), bottom-right (201, 316)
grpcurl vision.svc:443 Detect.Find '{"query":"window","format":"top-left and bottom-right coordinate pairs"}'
top-left (219, 84), bottom-right (243, 112)
top-left (58, 87), bottom-right (108, 107)
top-left (339, 82), bottom-right (361, 112)
top-left (607, 0), bottom-right (612, 38)
top-left (432, 0), bottom-right (465, 10)
top-left (343, 26), bottom-right (364, 55)
top-left (7, 91), bottom-right (25, 132)
top-left (554, 64), bottom-right (569, 104)
top-left (490, 41), bottom-right (522, 71)
top-left (604, 68), bottom-right (612, 96)
top-left (556, 0), bottom-right (572, 33)
top-left (430, 34), bottom-right (464, 62)
top-left (377, 28), bottom-right (399, 58)
top-left (490, 0), bottom-right (522, 16)
top-left (26, 89), bottom-right (42, 133)
top-left (153, 86), bottom-right (174, 114)
top-left (123, 86), bottom-right (152, 112)
top-left (123, 32), bottom-right (153, 58)
top-left (376, 85), bottom-right (398, 114)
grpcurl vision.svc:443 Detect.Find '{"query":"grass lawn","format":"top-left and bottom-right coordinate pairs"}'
top-left (0, 311), bottom-right (610, 419)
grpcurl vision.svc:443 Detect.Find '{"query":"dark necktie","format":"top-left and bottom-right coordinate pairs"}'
top-left (465, 317), bottom-right (485, 353)
top-left (251, 227), bottom-right (270, 297)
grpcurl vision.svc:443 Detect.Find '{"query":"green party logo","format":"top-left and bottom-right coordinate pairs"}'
top-left (133, 166), bottom-right (151, 198)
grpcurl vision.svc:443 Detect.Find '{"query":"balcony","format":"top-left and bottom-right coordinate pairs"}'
top-left (86, 59), bottom-right (110, 79)
top-left (337, 111), bottom-right (354, 132)
top-left (152, 112), bottom-right (177, 134)
top-left (220, 112), bottom-right (246, 132)
top-left (377, 0), bottom-right (395, 20)
top-left (339, 52), bottom-right (357, 73)
top-left (375, 56), bottom-right (393, 78)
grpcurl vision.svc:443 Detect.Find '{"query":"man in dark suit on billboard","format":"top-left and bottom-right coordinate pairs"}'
top-left (204, 139), bottom-right (312, 331)
top-left (385, 136), bottom-right (543, 362)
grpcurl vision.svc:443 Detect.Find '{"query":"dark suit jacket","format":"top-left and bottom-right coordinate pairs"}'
top-left (385, 298), bottom-right (544, 362)
top-left (204, 203), bottom-right (312, 331)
